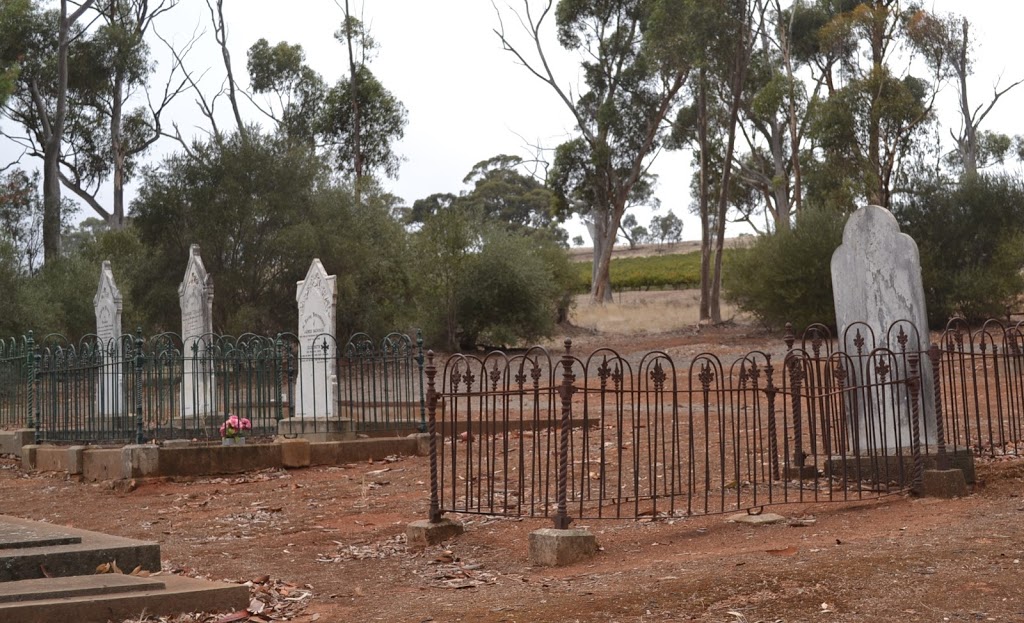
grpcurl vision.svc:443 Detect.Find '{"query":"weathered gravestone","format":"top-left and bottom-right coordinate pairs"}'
top-left (831, 205), bottom-right (937, 450)
top-left (295, 258), bottom-right (337, 419)
top-left (94, 261), bottom-right (123, 415)
top-left (178, 244), bottom-right (215, 417)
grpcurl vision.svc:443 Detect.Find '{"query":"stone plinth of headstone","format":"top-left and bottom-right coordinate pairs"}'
top-left (831, 205), bottom-right (937, 451)
top-left (295, 259), bottom-right (337, 419)
top-left (94, 261), bottom-right (123, 416)
top-left (178, 244), bottom-right (215, 418)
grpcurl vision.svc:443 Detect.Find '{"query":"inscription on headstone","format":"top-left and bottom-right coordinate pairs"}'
top-left (831, 205), bottom-right (936, 450)
top-left (178, 244), bottom-right (215, 417)
top-left (296, 259), bottom-right (337, 418)
top-left (94, 261), bottom-right (123, 415)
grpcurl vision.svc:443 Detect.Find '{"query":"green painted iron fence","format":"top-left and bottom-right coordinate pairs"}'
top-left (0, 330), bottom-right (424, 444)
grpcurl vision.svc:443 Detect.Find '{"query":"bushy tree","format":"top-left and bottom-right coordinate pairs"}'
top-left (893, 173), bottom-right (1024, 324)
top-left (724, 207), bottom-right (847, 331)
top-left (131, 130), bottom-right (416, 337)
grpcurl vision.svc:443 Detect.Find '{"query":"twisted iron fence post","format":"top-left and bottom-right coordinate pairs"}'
top-left (417, 329), bottom-right (426, 433)
top-left (26, 331), bottom-right (38, 444)
top-left (426, 351), bottom-right (441, 523)
top-left (33, 348), bottom-right (41, 445)
top-left (554, 339), bottom-right (574, 530)
top-left (274, 335), bottom-right (284, 424)
top-left (135, 329), bottom-right (145, 444)
top-left (764, 355), bottom-right (780, 480)
top-left (929, 344), bottom-right (949, 470)
top-left (788, 355), bottom-right (806, 470)
top-left (908, 353), bottom-right (924, 494)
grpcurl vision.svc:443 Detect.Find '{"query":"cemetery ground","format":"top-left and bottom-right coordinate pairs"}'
top-left (2, 295), bottom-right (1024, 622)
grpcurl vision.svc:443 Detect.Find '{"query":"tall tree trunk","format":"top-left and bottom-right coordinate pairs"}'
top-left (711, 0), bottom-right (753, 324)
top-left (344, 0), bottom-right (363, 204)
top-left (697, 70), bottom-right (712, 323)
top-left (41, 0), bottom-right (97, 260)
top-left (589, 207), bottom-right (614, 303)
top-left (42, 148), bottom-right (62, 259)
top-left (780, 0), bottom-right (802, 217)
top-left (866, 2), bottom-right (885, 206)
top-left (111, 62), bottom-right (126, 228)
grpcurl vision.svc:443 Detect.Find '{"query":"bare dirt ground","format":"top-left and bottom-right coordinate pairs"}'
top-left (2, 322), bottom-right (1024, 623)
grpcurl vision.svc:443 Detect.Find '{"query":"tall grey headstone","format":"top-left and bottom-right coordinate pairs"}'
top-left (295, 259), bottom-right (337, 418)
top-left (94, 261), bottom-right (123, 415)
top-left (178, 244), bottom-right (215, 417)
top-left (831, 205), bottom-right (936, 450)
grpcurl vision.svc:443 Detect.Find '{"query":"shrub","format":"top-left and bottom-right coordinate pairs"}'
top-left (723, 207), bottom-right (848, 331)
top-left (893, 173), bottom-right (1024, 325)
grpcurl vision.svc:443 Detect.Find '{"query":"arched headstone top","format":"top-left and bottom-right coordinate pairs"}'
top-left (831, 205), bottom-right (927, 339)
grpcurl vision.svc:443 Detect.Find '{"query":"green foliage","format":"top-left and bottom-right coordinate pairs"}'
top-left (319, 65), bottom-right (407, 180)
top-left (412, 204), bottom-right (574, 350)
top-left (648, 211), bottom-right (683, 246)
top-left (723, 208), bottom-right (848, 331)
top-left (893, 173), bottom-right (1024, 324)
top-left (573, 252), bottom-right (704, 292)
top-left (457, 230), bottom-right (575, 348)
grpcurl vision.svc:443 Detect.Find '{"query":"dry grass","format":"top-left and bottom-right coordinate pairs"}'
top-left (569, 288), bottom-right (750, 335)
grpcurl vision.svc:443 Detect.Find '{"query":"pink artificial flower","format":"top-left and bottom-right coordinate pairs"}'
top-left (240, 417), bottom-right (252, 430)
top-left (219, 423), bottom-right (227, 437)
top-left (227, 414), bottom-right (240, 428)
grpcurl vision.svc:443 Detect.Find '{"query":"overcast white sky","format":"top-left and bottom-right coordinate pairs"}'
top-left (8, 1), bottom-right (1024, 243)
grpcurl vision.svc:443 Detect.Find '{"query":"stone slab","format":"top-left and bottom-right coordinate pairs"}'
top-left (0, 430), bottom-right (34, 457)
top-left (825, 446), bottom-right (976, 485)
top-left (406, 519), bottom-right (464, 547)
top-left (0, 516), bottom-right (159, 582)
top-left (528, 528), bottom-right (598, 567)
top-left (278, 417), bottom-right (354, 441)
top-left (728, 512), bottom-right (787, 525)
top-left (309, 438), bottom-right (418, 465)
top-left (0, 524), bottom-right (80, 550)
top-left (922, 469), bottom-right (969, 498)
top-left (0, 574), bottom-right (248, 623)
top-left (279, 439), bottom-right (311, 468)
top-left (0, 573), bottom-right (165, 603)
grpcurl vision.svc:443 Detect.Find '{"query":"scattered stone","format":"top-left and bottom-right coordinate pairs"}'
top-left (728, 512), bottom-right (787, 525)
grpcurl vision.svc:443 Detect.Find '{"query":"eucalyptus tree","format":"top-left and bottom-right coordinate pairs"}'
top-left (243, 4), bottom-right (406, 198)
top-left (0, 0), bottom-right (96, 260)
top-left (938, 14), bottom-right (1024, 175)
top-left (1, 0), bottom-right (185, 258)
top-left (496, 0), bottom-right (691, 303)
top-left (322, 2), bottom-right (407, 199)
top-left (657, 0), bottom-right (759, 323)
top-left (796, 0), bottom-right (948, 209)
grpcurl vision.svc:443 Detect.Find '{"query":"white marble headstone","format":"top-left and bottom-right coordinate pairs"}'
top-left (831, 205), bottom-right (936, 449)
top-left (94, 261), bottom-right (123, 415)
top-left (178, 244), bottom-right (215, 417)
top-left (295, 259), bottom-right (337, 418)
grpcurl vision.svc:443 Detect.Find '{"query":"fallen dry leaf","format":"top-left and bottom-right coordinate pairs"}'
top-left (765, 546), bottom-right (798, 556)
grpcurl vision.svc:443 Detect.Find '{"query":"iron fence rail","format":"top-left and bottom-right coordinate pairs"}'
top-left (0, 330), bottom-right (423, 443)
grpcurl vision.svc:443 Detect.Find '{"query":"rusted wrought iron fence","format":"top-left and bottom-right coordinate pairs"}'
top-left (425, 318), bottom-right (1023, 526)
top-left (0, 330), bottom-right (423, 444)
top-left (935, 319), bottom-right (1024, 457)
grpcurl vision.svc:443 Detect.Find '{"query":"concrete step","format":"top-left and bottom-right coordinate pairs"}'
top-left (0, 574), bottom-right (249, 623)
top-left (0, 516), bottom-right (160, 582)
